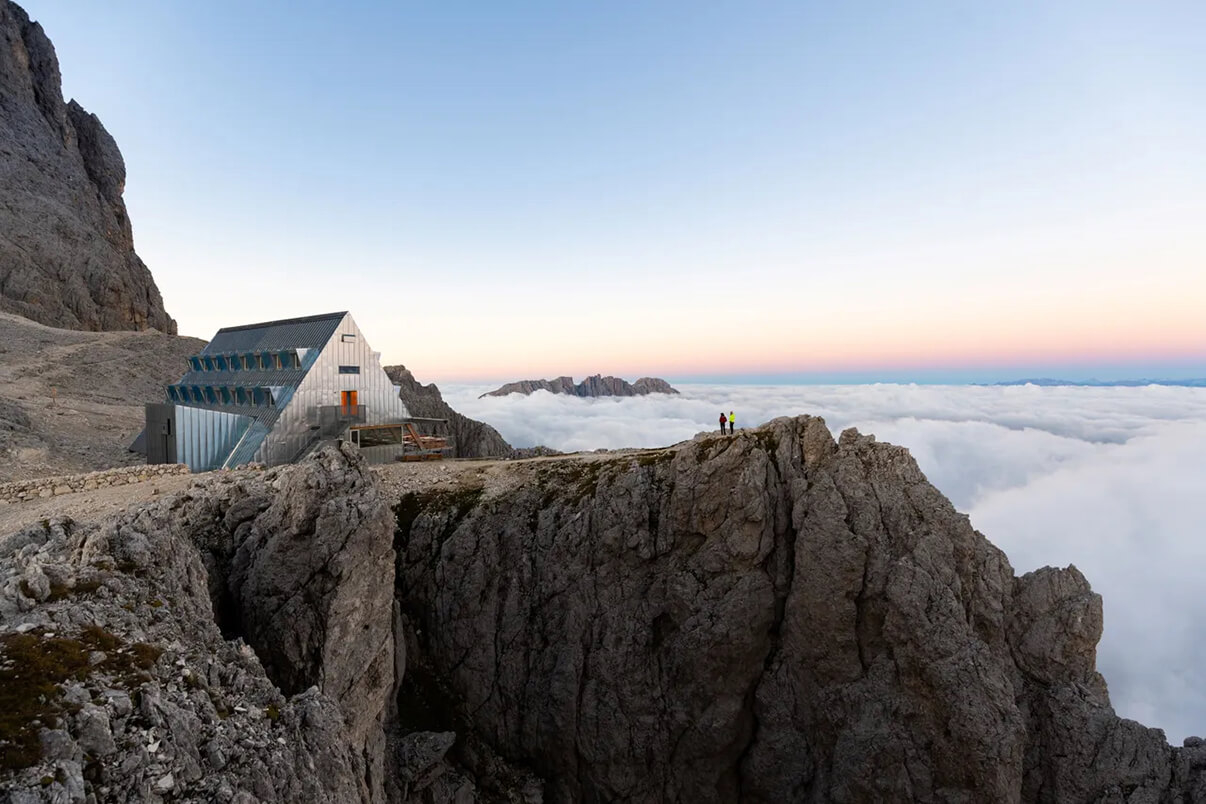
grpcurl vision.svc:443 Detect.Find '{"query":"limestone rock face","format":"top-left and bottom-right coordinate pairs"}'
top-left (394, 416), bottom-right (1206, 802)
top-left (480, 374), bottom-right (679, 398)
top-left (384, 365), bottom-right (512, 459)
top-left (0, 445), bottom-right (395, 802)
top-left (0, 0), bottom-right (175, 333)
top-left (3, 417), bottom-right (1203, 802)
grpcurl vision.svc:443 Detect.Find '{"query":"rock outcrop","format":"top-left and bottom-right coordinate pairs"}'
top-left (0, 0), bottom-right (175, 333)
top-left (480, 374), bottom-right (679, 398)
top-left (393, 417), bottom-right (1206, 802)
top-left (4, 418), bottom-right (1204, 802)
top-left (384, 365), bottom-right (512, 459)
top-left (0, 445), bottom-right (395, 802)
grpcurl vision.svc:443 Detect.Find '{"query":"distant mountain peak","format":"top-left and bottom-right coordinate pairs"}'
top-left (480, 375), bottom-right (680, 398)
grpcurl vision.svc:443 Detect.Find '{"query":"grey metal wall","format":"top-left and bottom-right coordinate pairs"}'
top-left (175, 405), bottom-right (253, 472)
top-left (254, 313), bottom-right (410, 465)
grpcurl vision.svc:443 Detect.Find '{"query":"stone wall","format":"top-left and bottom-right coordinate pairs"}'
top-left (0, 463), bottom-right (188, 504)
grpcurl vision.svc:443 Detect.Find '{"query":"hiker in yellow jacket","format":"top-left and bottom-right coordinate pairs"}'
top-left (728, 411), bottom-right (736, 433)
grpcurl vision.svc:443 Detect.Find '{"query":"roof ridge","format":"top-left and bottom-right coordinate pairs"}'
top-left (214, 311), bottom-right (347, 334)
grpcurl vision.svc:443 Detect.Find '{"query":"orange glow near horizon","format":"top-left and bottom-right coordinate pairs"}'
top-left (391, 297), bottom-right (1206, 383)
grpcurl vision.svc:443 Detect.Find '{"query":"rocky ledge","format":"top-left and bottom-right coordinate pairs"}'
top-left (480, 375), bottom-right (679, 398)
top-left (1, 419), bottom-right (1203, 802)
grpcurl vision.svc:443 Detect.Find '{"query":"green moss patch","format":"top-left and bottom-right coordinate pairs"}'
top-left (0, 627), bottom-right (162, 773)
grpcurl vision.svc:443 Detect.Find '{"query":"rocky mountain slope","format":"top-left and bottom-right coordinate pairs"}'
top-left (385, 365), bottom-right (512, 458)
top-left (2, 420), bottom-right (1202, 802)
top-left (481, 375), bottom-right (679, 398)
top-left (0, 313), bottom-right (203, 483)
top-left (0, 0), bottom-right (175, 333)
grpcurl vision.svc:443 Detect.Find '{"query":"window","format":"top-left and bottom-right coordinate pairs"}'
top-left (189, 357), bottom-right (202, 372)
top-left (341, 333), bottom-right (356, 343)
top-left (235, 387), bottom-right (248, 405)
top-left (273, 353), bottom-right (283, 370)
top-left (229, 354), bottom-right (240, 372)
top-left (251, 388), bottom-right (264, 406)
top-left (258, 353), bottom-right (272, 370)
top-left (290, 352), bottom-right (301, 369)
top-left (191, 387), bottom-right (204, 404)
top-left (202, 356), bottom-right (214, 371)
top-left (168, 386), bottom-right (179, 402)
top-left (338, 365), bottom-right (360, 374)
top-left (242, 354), bottom-right (253, 370)
top-left (356, 427), bottom-right (402, 447)
top-left (219, 387), bottom-right (232, 404)
top-left (204, 387), bottom-right (217, 404)
top-left (214, 355), bottom-right (227, 371)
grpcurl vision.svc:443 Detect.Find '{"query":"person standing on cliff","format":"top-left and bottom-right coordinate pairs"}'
top-left (719, 412), bottom-right (727, 434)
top-left (729, 411), bottom-right (736, 433)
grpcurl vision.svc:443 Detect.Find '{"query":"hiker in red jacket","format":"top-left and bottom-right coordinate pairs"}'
top-left (719, 412), bottom-right (727, 435)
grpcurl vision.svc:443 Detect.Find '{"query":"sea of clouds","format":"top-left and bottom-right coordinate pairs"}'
top-left (443, 382), bottom-right (1206, 742)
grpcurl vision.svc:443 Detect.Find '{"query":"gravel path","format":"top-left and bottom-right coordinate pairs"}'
top-left (0, 447), bottom-right (669, 538)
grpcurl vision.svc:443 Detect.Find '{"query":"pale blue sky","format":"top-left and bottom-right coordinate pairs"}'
top-left (22, 1), bottom-right (1206, 381)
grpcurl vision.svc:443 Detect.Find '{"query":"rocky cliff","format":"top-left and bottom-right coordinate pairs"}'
top-left (480, 375), bottom-right (679, 398)
top-left (384, 365), bottom-right (512, 459)
top-left (394, 417), bottom-right (1205, 802)
top-left (0, 0), bottom-right (175, 333)
top-left (2, 420), bottom-right (1203, 802)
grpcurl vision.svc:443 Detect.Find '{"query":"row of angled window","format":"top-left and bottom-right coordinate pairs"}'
top-left (169, 385), bottom-right (275, 407)
top-left (188, 351), bottom-right (301, 373)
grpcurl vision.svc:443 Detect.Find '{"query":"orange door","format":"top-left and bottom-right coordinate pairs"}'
top-left (341, 390), bottom-right (358, 414)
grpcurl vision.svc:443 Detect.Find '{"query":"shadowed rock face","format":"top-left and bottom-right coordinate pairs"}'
top-left (394, 417), bottom-right (1206, 803)
top-left (0, 0), bottom-right (175, 333)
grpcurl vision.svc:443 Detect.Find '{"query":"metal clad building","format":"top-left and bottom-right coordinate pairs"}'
top-left (138, 311), bottom-right (411, 471)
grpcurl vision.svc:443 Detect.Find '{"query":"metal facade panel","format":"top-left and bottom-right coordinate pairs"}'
top-left (173, 406), bottom-right (253, 472)
top-left (254, 313), bottom-right (410, 465)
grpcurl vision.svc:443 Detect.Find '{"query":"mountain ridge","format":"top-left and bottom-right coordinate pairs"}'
top-left (480, 374), bottom-right (679, 398)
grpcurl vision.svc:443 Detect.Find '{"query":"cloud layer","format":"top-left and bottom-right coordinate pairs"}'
top-left (445, 383), bottom-right (1206, 741)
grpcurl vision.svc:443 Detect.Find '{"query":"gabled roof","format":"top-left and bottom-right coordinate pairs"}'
top-left (170, 312), bottom-right (349, 445)
top-left (202, 311), bottom-right (347, 354)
